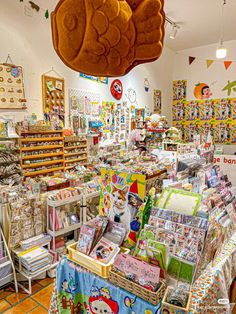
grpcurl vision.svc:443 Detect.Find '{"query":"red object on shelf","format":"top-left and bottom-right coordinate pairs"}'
top-left (146, 128), bottom-right (166, 133)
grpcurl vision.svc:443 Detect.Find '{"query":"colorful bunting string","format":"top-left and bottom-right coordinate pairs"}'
top-left (178, 53), bottom-right (235, 71)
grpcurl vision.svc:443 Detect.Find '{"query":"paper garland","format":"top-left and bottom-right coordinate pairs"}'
top-left (187, 55), bottom-right (233, 70)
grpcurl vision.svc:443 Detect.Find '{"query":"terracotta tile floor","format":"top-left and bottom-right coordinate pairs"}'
top-left (0, 277), bottom-right (54, 313)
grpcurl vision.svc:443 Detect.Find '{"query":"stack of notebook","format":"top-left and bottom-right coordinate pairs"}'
top-left (20, 234), bottom-right (52, 250)
top-left (16, 247), bottom-right (52, 275)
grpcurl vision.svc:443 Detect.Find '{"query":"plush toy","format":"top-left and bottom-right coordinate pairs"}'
top-left (51, 0), bottom-right (165, 77)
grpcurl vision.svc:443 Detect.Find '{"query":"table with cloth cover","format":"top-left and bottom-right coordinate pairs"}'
top-left (48, 257), bottom-right (163, 314)
top-left (49, 233), bottom-right (236, 314)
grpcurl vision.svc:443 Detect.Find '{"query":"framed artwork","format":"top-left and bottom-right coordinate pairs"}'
top-left (0, 64), bottom-right (26, 109)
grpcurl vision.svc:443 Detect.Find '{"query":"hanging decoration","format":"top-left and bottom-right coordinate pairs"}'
top-left (206, 60), bottom-right (214, 68)
top-left (18, 0), bottom-right (49, 19)
top-left (29, 1), bottom-right (40, 11)
top-left (189, 56), bottom-right (196, 65)
top-left (51, 0), bottom-right (165, 77)
top-left (184, 54), bottom-right (234, 70)
top-left (110, 79), bottom-right (123, 100)
top-left (153, 89), bottom-right (162, 114)
top-left (144, 78), bottom-right (150, 92)
top-left (125, 88), bottom-right (138, 106)
top-left (224, 61), bottom-right (232, 70)
top-left (79, 73), bottom-right (108, 85)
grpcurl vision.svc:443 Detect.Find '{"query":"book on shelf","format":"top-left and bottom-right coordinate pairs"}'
top-left (20, 234), bottom-right (52, 250)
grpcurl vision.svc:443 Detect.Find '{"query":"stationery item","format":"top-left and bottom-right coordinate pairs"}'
top-left (69, 213), bottom-right (79, 225)
top-left (90, 237), bottom-right (119, 264)
top-left (167, 254), bottom-right (196, 283)
top-left (113, 253), bottom-right (160, 291)
top-left (147, 239), bottom-right (167, 269)
top-left (103, 221), bottom-right (126, 245)
top-left (164, 189), bottom-right (202, 216)
top-left (77, 225), bottom-right (97, 255)
top-left (87, 216), bottom-right (109, 244)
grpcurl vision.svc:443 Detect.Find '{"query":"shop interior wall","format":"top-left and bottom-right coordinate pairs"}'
top-left (0, 1), bottom-right (174, 126)
top-left (173, 40), bottom-right (236, 154)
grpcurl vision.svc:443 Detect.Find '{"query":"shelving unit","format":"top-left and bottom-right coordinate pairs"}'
top-left (19, 130), bottom-right (64, 178)
top-left (47, 194), bottom-right (82, 251)
top-left (0, 226), bottom-right (18, 293)
top-left (64, 135), bottom-right (88, 170)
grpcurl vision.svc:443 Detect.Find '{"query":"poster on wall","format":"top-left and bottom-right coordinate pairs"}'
top-left (172, 101), bottom-right (185, 121)
top-left (193, 83), bottom-right (212, 100)
top-left (199, 100), bottom-right (214, 121)
top-left (99, 168), bottom-right (146, 246)
top-left (110, 79), bottom-right (123, 100)
top-left (0, 64), bottom-right (27, 109)
top-left (42, 75), bottom-right (65, 128)
top-left (172, 78), bottom-right (236, 144)
top-left (79, 73), bottom-right (108, 85)
top-left (153, 89), bottom-right (162, 114)
top-left (173, 80), bottom-right (187, 101)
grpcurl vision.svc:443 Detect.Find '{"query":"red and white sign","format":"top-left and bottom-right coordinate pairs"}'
top-left (214, 155), bottom-right (236, 185)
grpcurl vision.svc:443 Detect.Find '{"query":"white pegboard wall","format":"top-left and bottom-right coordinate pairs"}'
top-left (69, 88), bottom-right (100, 116)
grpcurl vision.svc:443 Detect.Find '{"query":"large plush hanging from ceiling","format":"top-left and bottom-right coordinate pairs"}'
top-left (51, 0), bottom-right (165, 77)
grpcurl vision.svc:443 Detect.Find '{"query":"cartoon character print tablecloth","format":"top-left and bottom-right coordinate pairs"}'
top-left (48, 257), bottom-right (162, 314)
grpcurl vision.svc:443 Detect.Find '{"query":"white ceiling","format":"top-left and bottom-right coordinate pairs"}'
top-left (2, 0), bottom-right (236, 53)
top-left (164, 0), bottom-right (236, 51)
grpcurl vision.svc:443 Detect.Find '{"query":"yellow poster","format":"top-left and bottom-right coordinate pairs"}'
top-left (99, 168), bottom-right (146, 246)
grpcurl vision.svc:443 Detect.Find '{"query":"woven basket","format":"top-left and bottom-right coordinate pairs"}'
top-left (109, 268), bottom-right (166, 305)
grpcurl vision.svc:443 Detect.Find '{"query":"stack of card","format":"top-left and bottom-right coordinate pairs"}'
top-left (113, 253), bottom-right (161, 291)
top-left (103, 221), bottom-right (126, 245)
top-left (90, 237), bottom-right (120, 264)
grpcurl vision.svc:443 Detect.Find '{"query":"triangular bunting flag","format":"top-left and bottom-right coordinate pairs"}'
top-left (189, 56), bottom-right (196, 65)
top-left (206, 60), bottom-right (214, 68)
top-left (224, 61), bottom-right (232, 70)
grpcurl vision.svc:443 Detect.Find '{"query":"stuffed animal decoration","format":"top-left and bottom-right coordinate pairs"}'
top-left (51, 0), bottom-right (165, 77)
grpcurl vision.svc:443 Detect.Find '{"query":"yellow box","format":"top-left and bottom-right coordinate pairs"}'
top-left (67, 242), bottom-right (129, 279)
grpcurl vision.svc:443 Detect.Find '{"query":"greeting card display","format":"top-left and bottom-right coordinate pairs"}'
top-left (0, 64), bottom-right (26, 109)
top-left (42, 75), bottom-right (65, 127)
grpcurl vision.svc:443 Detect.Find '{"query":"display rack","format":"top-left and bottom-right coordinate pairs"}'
top-left (64, 135), bottom-right (88, 170)
top-left (19, 130), bottom-right (64, 178)
top-left (0, 226), bottom-right (18, 293)
top-left (47, 194), bottom-right (82, 251)
top-left (12, 244), bottom-right (57, 294)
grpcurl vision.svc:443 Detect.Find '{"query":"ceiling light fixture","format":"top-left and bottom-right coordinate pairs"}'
top-left (165, 17), bottom-right (180, 40)
top-left (216, 0), bottom-right (227, 59)
top-left (170, 24), bottom-right (178, 40)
